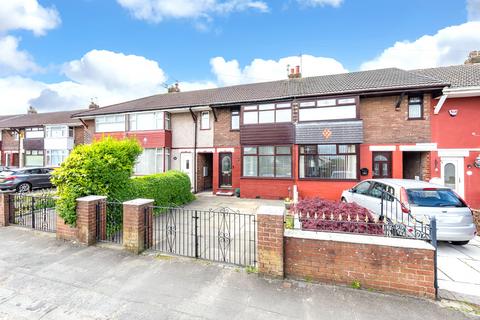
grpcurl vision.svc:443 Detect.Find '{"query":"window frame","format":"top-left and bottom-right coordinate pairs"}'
top-left (45, 125), bottom-right (69, 138)
top-left (25, 127), bottom-right (45, 139)
top-left (200, 111), bottom-right (210, 130)
top-left (298, 144), bottom-right (360, 181)
top-left (408, 95), bottom-right (424, 120)
top-left (297, 96), bottom-right (359, 122)
top-left (230, 107), bottom-right (240, 131)
top-left (241, 145), bottom-right (293, 179)
top-left (95, 115), bottom-right (125, 133)
top-left (128, 111), bottom-right (169, 132)
top-left (134, 147), bottom-right (168, 175)
top-left (45, 149), bottom-right (69, 167)
top-left (241, 102), bottom-right (292, 125)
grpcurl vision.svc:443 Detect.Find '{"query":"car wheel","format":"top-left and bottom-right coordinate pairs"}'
top-left (451, 241), bottom-right (469, 246)
top-left (16, 183), bottom-right (31, 193)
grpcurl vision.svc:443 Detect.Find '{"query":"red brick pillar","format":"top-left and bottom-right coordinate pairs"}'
top-left (123, 199), bottom-right (154, 254)
top-left (257, 205), bottom-right (285, 278)
top-left (0, 191), bottom-right (13, 227)
top-left (76, 196), bottom-right (107, 245)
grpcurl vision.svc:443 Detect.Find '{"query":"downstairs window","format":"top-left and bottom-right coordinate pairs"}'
top-left (299, 144), bottom-right (358, 179)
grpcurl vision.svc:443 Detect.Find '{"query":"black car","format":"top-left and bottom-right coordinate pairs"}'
top-left (0, 167), bottom-right (54, 192)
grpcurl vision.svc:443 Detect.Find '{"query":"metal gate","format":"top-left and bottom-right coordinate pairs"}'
top-left (96, 201), bottom-right (123, 244)
top-left (8, 193), bottom-right (57, 232)
top-left (147, 207), bottom-right (257, 267)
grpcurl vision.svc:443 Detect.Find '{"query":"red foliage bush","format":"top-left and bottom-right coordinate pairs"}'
top-left (295, 198), bottom-right (384, 235)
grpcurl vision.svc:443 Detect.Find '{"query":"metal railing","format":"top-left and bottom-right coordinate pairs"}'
top-left (147, 206), bottom-right (257, 267)
top-left (8, 193), bottom-right (57, 232)
top-left (96, 201), bottom-right (123, 244)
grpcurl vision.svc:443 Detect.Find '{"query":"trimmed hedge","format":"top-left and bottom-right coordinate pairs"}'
top-left (118, 171), bottom-right (195, 209)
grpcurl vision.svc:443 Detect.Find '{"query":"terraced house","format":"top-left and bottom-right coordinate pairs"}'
top-left (73, 65), bottom-right (480, 205)
top-left (0, 107), bottom-right (89, 168)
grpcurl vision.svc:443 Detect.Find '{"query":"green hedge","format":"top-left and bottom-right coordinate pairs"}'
top-left (117, 170), bottom-right (195, 209)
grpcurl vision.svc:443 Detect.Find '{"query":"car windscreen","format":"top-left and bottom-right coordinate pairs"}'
top-left (406, 189), bottom-right (466, 208)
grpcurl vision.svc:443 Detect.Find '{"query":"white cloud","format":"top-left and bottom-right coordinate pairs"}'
top-left (0, 0), bottom-right (60, 36)
top-left (297, 0), bottom-right (343, 7)
top-left (467, 0), bottom-right (480, 21)
top-left (211, 54), bottom-right (348, 86)
top-left (0, 36), bottom-right (41, 75)
top-left (117, 0), bottom-right (268, 23)
top-left (0, 76), bottom-right (46, 115)
top-left (360, 21), bottom-right (480, 70)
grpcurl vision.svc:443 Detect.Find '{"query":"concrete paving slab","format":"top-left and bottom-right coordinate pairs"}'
top-left (437, 256), bottom-right (480, 284)
top-left (0, 227), bottom-right (471, 320)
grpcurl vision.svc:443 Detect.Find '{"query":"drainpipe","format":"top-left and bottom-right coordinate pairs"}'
top-left (189, 108), bottom-right (198, 193)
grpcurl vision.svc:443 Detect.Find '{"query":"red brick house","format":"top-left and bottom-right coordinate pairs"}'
top-left (74, 67), bottom-right (454, 200)
top-left (414, 64), bottom-right (480, 208)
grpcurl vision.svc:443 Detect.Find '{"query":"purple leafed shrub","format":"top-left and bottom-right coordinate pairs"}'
top-left (295, 198), bottom-right (384, 235)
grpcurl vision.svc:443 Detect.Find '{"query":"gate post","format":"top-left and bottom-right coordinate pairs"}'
top-left (76, 196), bottom-right (107, 245)
top-left (0, 191), bottom-right (13, 227)
top-left (257, 205), bottom-right (285, 278)
top-left (123, 199), bottom-right (154, 254)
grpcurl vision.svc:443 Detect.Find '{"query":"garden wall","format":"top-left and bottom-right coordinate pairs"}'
top-left (284, 229), bottom-right (436, 299)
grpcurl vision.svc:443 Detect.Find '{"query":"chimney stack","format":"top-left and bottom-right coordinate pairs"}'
top-left (288, 65), bottom-right (302, 79)
top-left (168, 82), bottom-right (181, 93)
top-left (465, 50), bottom-right (480, 64)
top-left (89, 101), bottom-right (100, 110)
top-left (27, 106), bottom-right (37, 114)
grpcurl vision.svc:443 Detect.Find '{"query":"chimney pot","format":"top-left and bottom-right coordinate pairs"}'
top-left (295, 65), bottom-right (300, 74)
top-left (27, 106), bottom-right (37, 114)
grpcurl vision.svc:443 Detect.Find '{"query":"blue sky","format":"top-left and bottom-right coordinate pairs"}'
top-left (0, 0), bottom-right (479, 114)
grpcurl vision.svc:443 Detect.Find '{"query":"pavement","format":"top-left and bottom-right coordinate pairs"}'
top-left (183, 192), bottom-right (283, 213)
top-left (0, 227), bottom-right (474, 320)
top-left (438, 237), bottom-right (480, 305)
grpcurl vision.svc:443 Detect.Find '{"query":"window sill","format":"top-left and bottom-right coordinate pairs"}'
top-left (407, 117), bottom-right (425, 121)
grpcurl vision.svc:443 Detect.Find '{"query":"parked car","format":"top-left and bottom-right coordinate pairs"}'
top-left (0, 167), bottom-right (54, 193)
top-left (341, 179), bottom-right (476, 245)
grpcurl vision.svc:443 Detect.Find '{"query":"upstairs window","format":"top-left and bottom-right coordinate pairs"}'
top-left (408, 96), bottom-right (423, 119)
top-left (200, 111), bottom-right (210, 130)
top-left (242, 103), bottom-right (292, 125)
top-left (95, 115), bottom-right (125, 132)
top-left (298, 97), bottom-right (357, 122)
top-left (165, 112), bottom-right (171, 130)
top-left (46, 126), bottom-right (70, 138)
top-left (25, 127), bottom-right (44, 139)
top-left (231, 108), bottom-right (240, 130)
top-left (129, 112), bottom-right (166, 131)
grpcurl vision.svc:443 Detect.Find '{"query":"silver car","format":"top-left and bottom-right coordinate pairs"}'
top-left (341, 179), bottom-right (477, 245)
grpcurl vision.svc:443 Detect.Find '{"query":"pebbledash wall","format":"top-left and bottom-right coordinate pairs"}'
top-left (256, 207), bottom-right (436, 299)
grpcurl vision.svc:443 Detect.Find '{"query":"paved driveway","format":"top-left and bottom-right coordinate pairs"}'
top-left (0, 228), bottom-right (472, 320)
top-left (184, 192), bottom-right (283, 213)
top-left (438, 237), bottom-right (480, 304)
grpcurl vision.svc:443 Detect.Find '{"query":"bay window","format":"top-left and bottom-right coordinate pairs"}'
top-left (242, 146), bottom-right (292, 178)
top-left (299, 144), bottom-right (358, 179)
top-left (242, 103), bottom-right (292, 125)
top-left (46, 150), bottom-right (69, 167)
top-left (135, 148), bottom-right (169, 175)
top-left (25, 150), bottom-right (44, 167)
top-left (95, 115), bottom-right (125, 132)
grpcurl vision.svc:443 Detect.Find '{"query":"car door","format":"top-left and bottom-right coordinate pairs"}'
top-left (25, 169), bottom-right (42, 188)
top-left (38, 168), bottom-right (53, 188)
top-left (350, 181), bottom-right (375, 210)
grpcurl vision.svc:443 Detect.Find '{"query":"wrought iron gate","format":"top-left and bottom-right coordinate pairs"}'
top-left (9, 193), bottom-right (57, 232)
top-left (148, 207), bottom-right (257, 267)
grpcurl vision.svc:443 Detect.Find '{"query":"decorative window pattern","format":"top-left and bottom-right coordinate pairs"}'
top-left (242, 146), bottom-right (292, 178)
top-left (95, 115), bottom-right (125, 132)
top-left (242, 103), bottom-right (292, 125)
top-left (298, 97), bottom-right (357, 122)
top-left (299, 144), bottom-right (358, 179)
top-left (408, 96), bottom-right (423, 119)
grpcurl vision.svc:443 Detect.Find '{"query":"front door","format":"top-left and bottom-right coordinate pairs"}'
top-left (180, 153), bottom-right (193, 188)
top-left (219, 153), bottom-right (232, 187)
top-left (372, 152), bottom-right (392, 178)
top-left (441, 157), bottom-right (465, 198)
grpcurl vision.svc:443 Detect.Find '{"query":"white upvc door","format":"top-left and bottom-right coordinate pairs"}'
top-left (441, 157), bottom-right (465, 198)
top-left (180, 152), bottom-right (194, 189)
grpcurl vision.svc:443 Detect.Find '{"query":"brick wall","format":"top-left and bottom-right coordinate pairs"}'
top-left (473, 210), bottom-right (480, 234)
top-left (284, 232), bottom-right (436, 299)
top-left (196, 153), bottom-right (213, 192)
top-left (82, 120), bottom-right (95, 144)
top-left (56, 215), bottom-right (79, 242)
top-left (361, 94), bottom-right (431, 144)
top-left (213, 107), bottom-right (240, 147)
top-left (240, 178), bottom-right (293, 200)
top-left (257, 209), bottom-right (284, 277)
top-left (1, 130), bottom-right (19, 151)
top-left (74, 126), bottom-right (85, 145)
